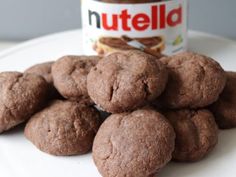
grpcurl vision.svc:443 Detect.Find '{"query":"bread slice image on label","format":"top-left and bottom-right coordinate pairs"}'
top-left (94, 35), bottom-right (165, 56)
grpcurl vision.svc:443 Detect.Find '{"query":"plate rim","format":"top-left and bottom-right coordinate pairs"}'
top-left (0, 29), bottom-right (236, 60)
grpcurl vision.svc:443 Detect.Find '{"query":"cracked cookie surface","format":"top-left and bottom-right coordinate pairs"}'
top-left (24, 100), bottom-right (101, 156)
top-left (0, 72), bottom-right (48, 133)
top-left (160, 52), bottom-right (226, 108)
top-left (210, 72), bottom-right (236, 129)
top-left (52, 55), bottom-right (100, 104)
top-left (87, 50), bottom-right (168, 113)
top-left (164, 109), bottom-right (218, 162)
top-left (93, 108), bottom-right (175, 177)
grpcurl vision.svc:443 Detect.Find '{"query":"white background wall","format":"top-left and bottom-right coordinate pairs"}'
top-left (0, 0), bottom-right (235, 41)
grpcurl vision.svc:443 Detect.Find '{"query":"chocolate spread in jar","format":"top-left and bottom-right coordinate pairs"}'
top-left (96, 36), bottom-right (164, 55)
top-left (82, 0), bottom-right (188, 56)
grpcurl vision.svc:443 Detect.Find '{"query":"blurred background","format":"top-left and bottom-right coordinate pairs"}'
top-left (0, 0), bottom-right (235, 49)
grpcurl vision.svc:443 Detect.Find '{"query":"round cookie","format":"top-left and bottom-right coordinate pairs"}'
top-left (25, 100), bottom-right (101, 156)
top-left (52, 55), bottom-right (100, 104)
top-left (93, 108), bottom-right (175, 177)
top-left (25, 61), bottom-right (54, 84)
top-left (25, 61), bottom-right (61, 99)
top-left (87, 50), bottom-right (168, 113)
top-left (164, 109), bottom-right (218, 162)
top-left (210, 71), bottom-right (236, 129)
top-left (160, 52), bottom-right (226, 109)
top-left (0, 72), bottom-right (48, 133)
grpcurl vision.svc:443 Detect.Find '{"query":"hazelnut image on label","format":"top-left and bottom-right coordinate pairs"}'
top-left (160, 52), bottom-right (226, 109)
top-left (0, 72), bottom-right (48, 133)
top-left (87, 50), bottom-right (168, 113)
top-left (24, 100), bottom-right (101, 156)
top-left (210, 71), bottom-right (236, 129)
top-left (52, 55), bottom-right (100, 104)
top-left (92, 108), bottom-right (175, 177)
top-left (164, 109), bottom-right (218, 162)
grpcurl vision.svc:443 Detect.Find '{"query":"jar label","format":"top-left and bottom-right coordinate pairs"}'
top-left (82, 0), bottom-right (188, 56)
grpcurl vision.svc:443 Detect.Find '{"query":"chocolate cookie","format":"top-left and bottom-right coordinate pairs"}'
top-left (52, 55), bottom-right (100, 104)
top-left (25, 61), bottom-right (60, 99)
top-left (87, 50), bottom-right (168, 113)
top-left (25, 61), bottom-right (54, 84)
top-left (0, 72), bottom-right (48, 133)
top-left (93, 108), bottom-right (175, 177)
top-left (25, 100), bottom-right (101, 156)
top-left (210, 72), bottom-right (236, 129)
top-left (160, 52), bottom-right (226, 109)
top-left (164, 109), bottom-right (218, 162)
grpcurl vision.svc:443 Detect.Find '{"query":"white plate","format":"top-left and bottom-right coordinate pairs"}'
top-left (0, 30), bottom-right (236, 177)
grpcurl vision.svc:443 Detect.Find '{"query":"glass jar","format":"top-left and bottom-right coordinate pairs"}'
top-left (81, 0), bottom-right (188, 56)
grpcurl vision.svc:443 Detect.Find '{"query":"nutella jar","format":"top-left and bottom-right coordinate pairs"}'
top-left (81, 0), bottom-right (188, 56)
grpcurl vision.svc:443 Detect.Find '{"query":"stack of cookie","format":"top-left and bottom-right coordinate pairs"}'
top-left (0, 49), bottom-right (235, 177)
top-left (87, 51), bottom-right (224, 176)
top-left (25, 55), bottom-right (102, 156)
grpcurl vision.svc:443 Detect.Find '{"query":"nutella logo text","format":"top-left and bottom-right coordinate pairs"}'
top-left (88, 4), bottom-right (182, 31)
